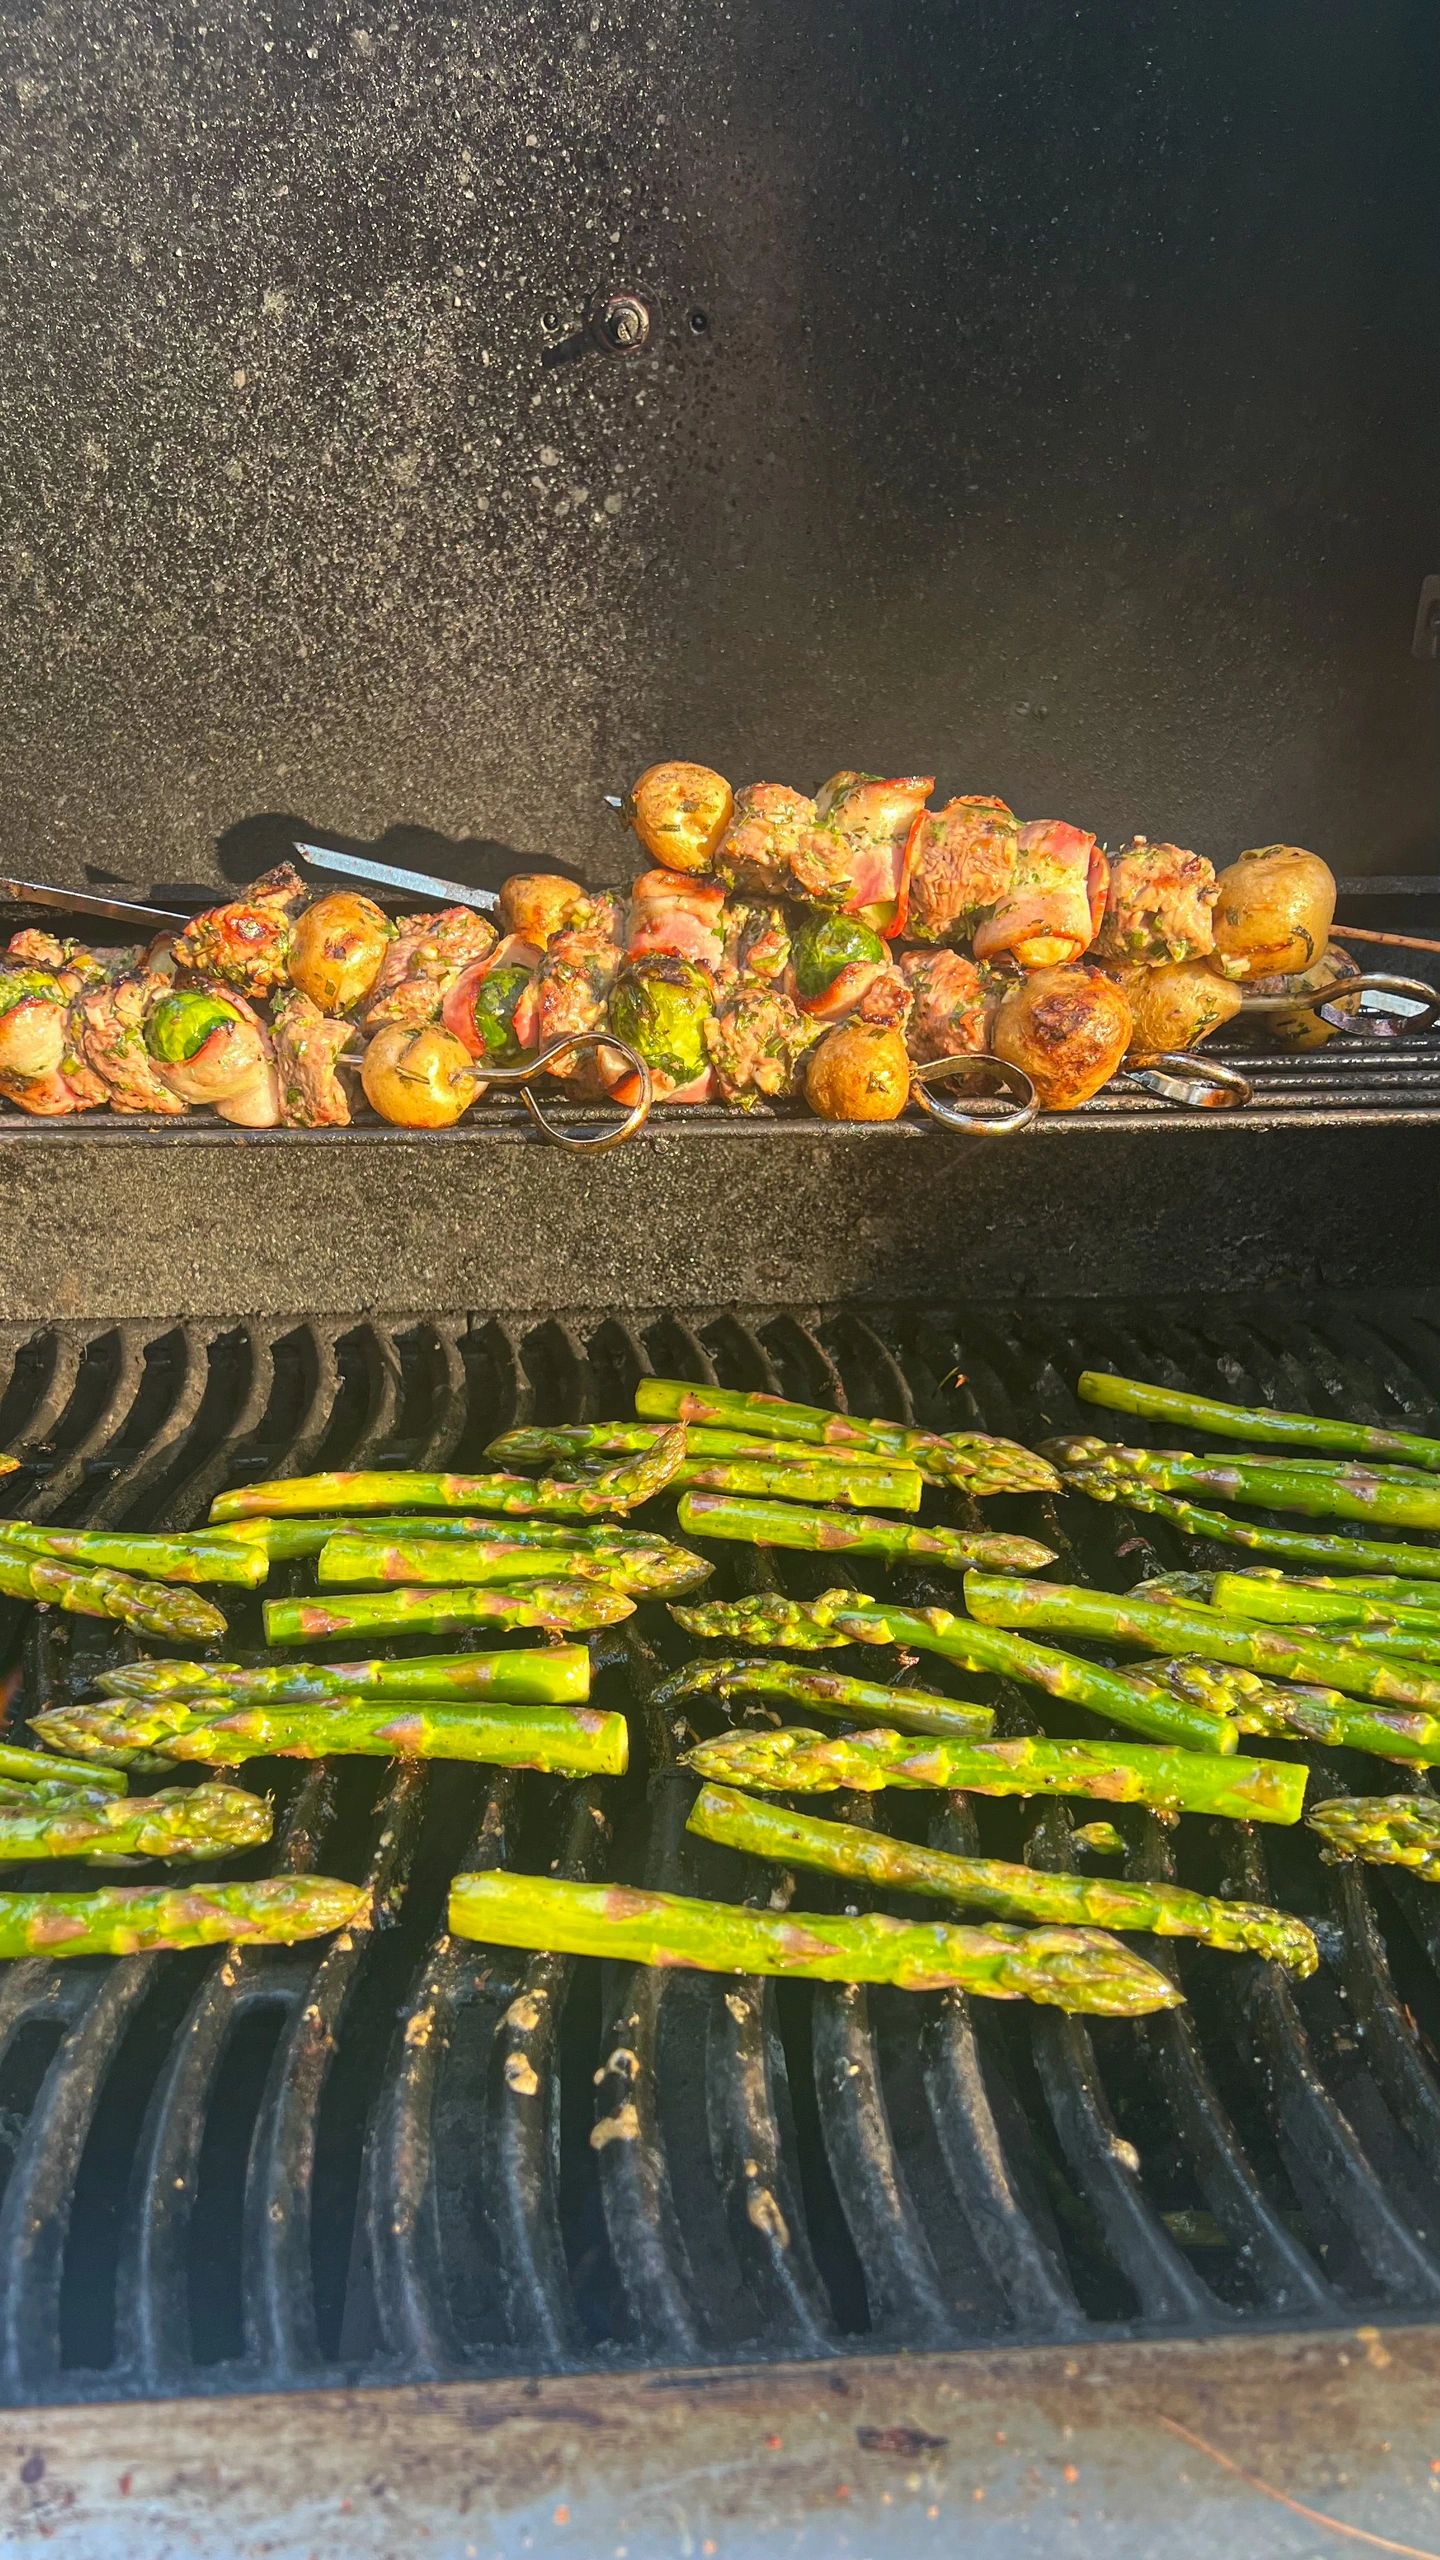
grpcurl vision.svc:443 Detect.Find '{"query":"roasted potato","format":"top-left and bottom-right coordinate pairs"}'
top-left (804, 1021), bottom-right (911, 1121)
top-left (360, 1024), bottom-right (479, 1126)
top-left (498, 873), bottom-right (590, 945)
top-left (1212, 845), bottom-right (1335, 976)
top-left (1104, 958), bottom-right (1243, 1055)
top-left (286, 893), bottom-right (393, 1014)
top-left (991, 965), bottom-right (1133, 1111)
top-left (623, 762), bottom-right (734, 876)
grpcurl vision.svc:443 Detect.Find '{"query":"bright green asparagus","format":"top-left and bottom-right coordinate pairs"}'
top-left (1307, 1794), bottom-right (1440, 1879)
top-left (0, 1783), bottom-right (272, 1862)
top-left (263, 1581), bottom-right (633, 1645)
top-left (961, 1572), bottom-right (1440, 1713)
top-left (35, 1697), bottom-right (630, 1776)
top-left (447, 1869), bottom-right (1179, 2014)
top-left (687, 1782), bottom-right (1318, 1971)
top-left (683, 1725), bottom-right (1307, 1822)
top-left (0, 1738), bottom-right (127, 1792)
top-left (651, 1654), bottom-right (995, 1737)
top-left (1050, 1469), bottom-right (1440, 1580)
top-left (674, 1489), bottom-right (1054, 1574)
top-left (1118, 1656), bottom-right (1440, 1762)
top-left (1208, 1571), bottom-right (1440, 1635)
top-left (315, 1531), bottom-right (708, 1596)
top-left (1078, 1370), bottom-right (1440, 1469)
top-left (1294, 1575), bottom-right (1440, 1604)
top-left (0, 1543), bottom-right (226, 1643)
top-left (671, 1588), bottom-right (862, 1651)
top-left (225, 1514), bottom-right (694, 1564)
top-left (489, 1422), bottom-right (904, 1468)
top-left (96, 1646), bottom-right (591, 1706)
top-left (0, 1873), bottom-right (368, 1957)
top-left (209, 1430), bottom-right (687, 1523)
top-left (1043, 1437), bottom-right (1440, 1532)
top-left (0, 1522), bottom-right (267, 1586)
top-left (633, 1378), bottom-right (1058, 1494)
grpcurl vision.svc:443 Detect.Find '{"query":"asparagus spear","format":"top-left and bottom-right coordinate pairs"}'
top-left (315, 1532), bottom-right (709, 1596)
top-left (651, 1654), bottom-right (995, 1737)
top-left (0, 1782), bottom-right (272, 1862)
top-left (1118, 1656), bottom-right (1440, 1762)
top-left (1295, 1574), bottom-right (1440, 1603)
top-left (0, 1522), bottom-right (267, 1587)
top-left (674, 1489), bottom-right (1054, 1574)
top-left (0, 1873), bottom-right (368, 1958)
top-left (1042, 1437), bottom-right (1440, 1532)
top-left (263, 1581), bottom-right (633, 1645)
top-left (447, 1869), bottom-right (1181, 2015)
top-left (1051, 1469), bottom-right (1440, 1581)
top-left (209, 1430), bottom-right (688, 1524)
top-left (34, 1697), bottom-right (630, 1776)
top-left (961, 1572), bottom-right (1440, 1712)
top-left (683, 1726), bottom-right (1306, 1823)
top-left (1078, 1369), bottom-right (1440, 1470)
top-left (1307, 1794), bottom-right (1440, 1879)
top-left (491, 1422), bottom-right (874, 1467)
top-left (223, 1514), bottom-right (692, 1564)
top-left (674, 1589), bottom-right (1238, 1755)
top-left (0, 1544), bottom-right (226, 1643)
top-left (633, 1378), bottom-right (1059, 1494)
top-left (0, 1738), bottom-right (127, 1793)
top-left (1208, 1571), bottom-right (1440, 1635)
top-left (97, 1646), bottom-right (591, 1705)
top-left (687, 1782), bottom-right (1318, 1972)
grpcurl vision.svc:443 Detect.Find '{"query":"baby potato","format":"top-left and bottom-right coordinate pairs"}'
top-left (287, 894), bottom-right (392, 1014)
top-left (360, 1024), bottom-right (479, 1127)
top-left (992, 965), bottom-right (1133, 1111)
top-left (623, 762), bottom-right (734, 876)
top-left (1213, 845), bottom-right (1335, 976)
top-left (1105, 958), bottom-right (1243, 1055)
top-left (498, 873), bottom-right (589, 945)
top-left (804, 1021), bottom-right (911, 1121)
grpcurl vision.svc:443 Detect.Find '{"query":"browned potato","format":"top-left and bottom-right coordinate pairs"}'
top-left (360, 1024), bottom-right (479, 1127)
top-left (287, 893), bottom-right (393, 1014)
top-left (1246, 950), bottom-right (1362, 1048)
top-left (623, 762), bottom-right (734, 876)
top-left (1104, 958), bottom-right (1243, 1055)
top-left (498, 873), bottom-right (590, 945)
top-left (804, 1022), bottom-right (911, 1121)
top-left (1212, 845), bottom-right (1335, 976)
top-left (992, 966), bottom-right (1133, 1111)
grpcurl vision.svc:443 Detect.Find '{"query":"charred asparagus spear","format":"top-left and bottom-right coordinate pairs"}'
top-left (0, 1783), bottom-right (272, 1862)
top-left (1307, 1794), bottom-right (1440, 1879)
top-left (0, 1544), bottom-right (226, 1643)
top-left (687, 1782), bottom-right (1318, 1971)
top-left (0, 1522), bottom-right (267, 1586)
top-left (1043, 1437), bottom-right (1440, 1533)
top-left (1207, 1570), bottom-right (1440, 1635)
top-left (0, 1874), bottom-right (368, 1958)
top-left (540, 1451), bottom-right (927, 1511)
top-left (673, 1589), bottom-right (1237, 1755)
top-left (1078, 1370), bottom-right (1440, 1470)
top-left (447, 1869), bottom-right (1181, 2015)
top-left (683, 1725), bottom-right (1306, 1822)
top-left (961, 1570), bottom-right (1440, 1712)
top-left (674, 1489), bottom-right (1054, 1574)
top-left (490, 1423), bottom-right (912, 1467)
top-left (1119, 1656), bottom-right (1440, 1762)
top-left (651, 1654), bottom-right (995, 1737)
top-left (97, 1645), bottom-right (591, 1705)
top-left (315, 1531), bottom-right (708, 1596)
top-left (209, 1431), bottom-right (687, 1524)
top-left (1049, 1470), bottom-right (1440, 1581)
top-left (633, 1378), bottom-right (1059, 1494)
top-left (225, 1514), bottom-right (697, 1565)
top-left (35, 1697), bottom-right (630, 1776)
top-left (263, 1581), bottom-right (633, 1645)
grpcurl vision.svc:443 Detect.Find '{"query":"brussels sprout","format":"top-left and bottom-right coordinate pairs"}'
top-left (608, 957), bottom-right (713, 1085)
top-left (0, 968), bottom-right (62, 1019)
top-left (466, 963), bottom-right (534, 1062)
top-left (791, 912), bottom-right (887, 1002)
top-left (144, 991), bottom-right (241, 1063)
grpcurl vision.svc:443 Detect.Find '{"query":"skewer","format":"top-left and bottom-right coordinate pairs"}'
top-left (1333, 923), bottom-right (1440, 961)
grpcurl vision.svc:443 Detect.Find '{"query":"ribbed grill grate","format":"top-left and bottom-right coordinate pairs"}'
top-left (0, 1298), bottom-right (1438, 2402)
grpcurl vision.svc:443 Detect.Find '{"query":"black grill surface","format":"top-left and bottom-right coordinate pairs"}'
top-left (2, 1296), bottom-right (1440, 2405)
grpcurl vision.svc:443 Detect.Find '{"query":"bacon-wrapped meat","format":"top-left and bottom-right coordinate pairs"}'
top-left (0, 965), bottom-right (70, 1079)
top-left (442, 936), bottom-right (543, 1062)
top-left (705, 985), bottom-right (817, 1106)
top-left (76, 971), bottom-right (188, 1113)
top-left (272, 990), bottom-right (355, 1126)
top-left (362, 907), bottom-right (497, 1031)
top-left (1093, 839), bottom-right (1218, 965)
top-left (905, 796), bottom-right (1019, 947)
top-left (973, 821), bottom-right (1106, 971)
top-left (607, 955), bottom-right (716, 1102)
top-left (534, 906), bottom-right (625, 1086)
top-left (714, 785), bottom-right (816, 899)
top-left (626, 870), bottom-right (727, 975)
top-left (789, 773), bottom-right (933, 933)
top-left (171, 863), bottom-right (307, 1002)
top-left (991, 965), bottom-right (1133, 1111)
top-left (0, 1048), bottom-right (107, 1116)
top-left (899, 949), bottom-right (996, 1063)
top-left (143, 986), bottom-right (282, 1125)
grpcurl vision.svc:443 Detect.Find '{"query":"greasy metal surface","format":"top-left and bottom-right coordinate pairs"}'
top-left (0, 1), bottom-right (1436, 887)
top-left (3, 1298), bottom-right (1440, 2420)
top-left (4, 2325), bottom-right (1440, 2558)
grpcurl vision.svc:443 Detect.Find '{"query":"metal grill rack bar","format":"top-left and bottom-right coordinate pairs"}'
top-left (0, 1298), bottom-right (1438, 2404)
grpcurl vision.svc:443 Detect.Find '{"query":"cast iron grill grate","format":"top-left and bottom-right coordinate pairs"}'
top-left (0, 1298), bottom-right (1438, 2402)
